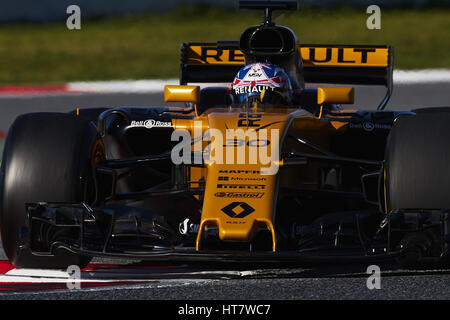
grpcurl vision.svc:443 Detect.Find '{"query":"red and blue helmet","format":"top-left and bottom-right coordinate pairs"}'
top-left (232, 62), bottom-right (291, 105)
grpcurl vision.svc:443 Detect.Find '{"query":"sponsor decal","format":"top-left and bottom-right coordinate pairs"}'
top-left (363, 122), bottom-right (375, 131)
top-left (217, 184), bottom-right (265, 190)
top-left (234, 113), bottom-right (282, 131)
top-left (349, 122), bottom-right (391, 131)
top-left (234, 85), bottom-right (271, 95)
top-left (214, 192), bottom-right (264, 199)
top-left (221, 202), bottom-right (255, 218)
top-left (306, 47), bottom-right (377, 64)
top-left (198, 47), bottom-right (245, 64)
top-left (178, 218), bottom-right (200, 235)
top-left (218, 176), bottom-right (266, 182)
top-left (188, 45), bottom-right (388, 67)
top-left (218, 170), bottom-right (261, 174)
top-left (300, 47), bottom-right (388, 67)
top-left (244, 65), bottom-right (264, 79)
top-left (233, 177), bottom-right (266, 181)
top-left (130, 119), bottom-right (172, 129)
top-left (237, 113), bottom-right (261, 128)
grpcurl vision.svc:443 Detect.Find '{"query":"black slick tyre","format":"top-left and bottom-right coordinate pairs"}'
top-left (384, 112), bottom-right (450, 267)
top-left (0, 113), bottom-right (104, 269)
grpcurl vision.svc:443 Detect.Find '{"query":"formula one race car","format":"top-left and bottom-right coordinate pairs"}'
top-left (1, 0), bottom-right (449, 269)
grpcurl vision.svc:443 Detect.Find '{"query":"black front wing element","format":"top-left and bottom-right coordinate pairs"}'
top-left (25, 203), bottom-right (450, 265)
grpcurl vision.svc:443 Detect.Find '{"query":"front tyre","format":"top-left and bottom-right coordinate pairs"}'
top-left (0, 113), bottom-right (104, 269)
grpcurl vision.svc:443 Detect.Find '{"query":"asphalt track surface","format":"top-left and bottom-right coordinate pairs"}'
top-left (0, 82), bottom-right (449, 301)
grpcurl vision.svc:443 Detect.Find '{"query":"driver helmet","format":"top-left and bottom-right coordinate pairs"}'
top-left (232, 62), bottom-right (291, 106)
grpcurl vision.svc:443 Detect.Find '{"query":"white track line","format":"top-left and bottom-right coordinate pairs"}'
top-left (0, 268), bottom-right (143, 283)
top-left (0, 267), bottom-right (258, 284)
top-left (393, 69), bottom-right (450, 84)
top-left (0, 69), bottom-right (447, 98)
top-left (67, 79), bottom-right (179, 93)
top-left (67, 80), bottom-right (228, 93)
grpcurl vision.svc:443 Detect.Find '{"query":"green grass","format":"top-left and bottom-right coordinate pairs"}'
top-left (0, 6), bottom-right (448, 85)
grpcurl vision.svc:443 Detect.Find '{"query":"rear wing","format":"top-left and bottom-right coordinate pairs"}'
top-left (180, 42), bottom-right (393, 110)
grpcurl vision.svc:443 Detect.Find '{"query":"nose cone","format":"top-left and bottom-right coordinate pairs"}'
top-left (196, 111), bottom-right (293, 251)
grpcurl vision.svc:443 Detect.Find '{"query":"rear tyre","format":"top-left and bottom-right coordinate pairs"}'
top-left (384, 112), bottom-right (450, 267)
top-left (0, 113), bottom-right (104, 269)
top-left (385, 112), bottom-right (450, 210)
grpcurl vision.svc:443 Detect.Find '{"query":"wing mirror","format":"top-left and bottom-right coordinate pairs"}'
top-left (164, 85), bottom-right (200, 103)
top-left (317, 87), bottom-right (354, 105)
